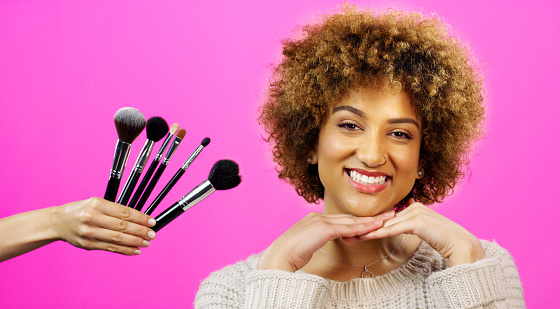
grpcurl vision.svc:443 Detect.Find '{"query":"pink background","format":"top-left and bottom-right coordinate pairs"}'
top-left (1, 0), bottom-right (558, 307)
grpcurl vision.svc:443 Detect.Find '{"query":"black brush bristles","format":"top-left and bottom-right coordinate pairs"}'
top-left (208, 160), bottom-right (241, 190)
top-left (146, 116), bottom-right (169, 142)
top-left (114, 107), bottom-right (146, 143)
top-left (201, 137), bottom-right (211, 147)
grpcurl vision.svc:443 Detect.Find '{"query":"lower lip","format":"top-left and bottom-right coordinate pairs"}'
top-left (346, 171), bottom-right (390, 194)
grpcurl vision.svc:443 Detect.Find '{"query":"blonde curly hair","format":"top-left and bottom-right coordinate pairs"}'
top-left (259, 5), bottom-right (485, 205)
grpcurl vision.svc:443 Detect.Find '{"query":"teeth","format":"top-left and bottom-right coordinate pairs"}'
top-left (350, 170), bottom-right (387, 185)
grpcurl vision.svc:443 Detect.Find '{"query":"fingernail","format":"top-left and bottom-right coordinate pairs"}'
top-left (148, 218), bottom-right (156, 226)
top-left (374, 220), bottom-right (383, 225)
top-left (143, 240), bottom-right (151, 247)
top-left (383, 211), bottom-right (395, 217)
top-left (148, 231), bottom-right (156, 239)
top-left (134, 249), bottom-right (141, 255)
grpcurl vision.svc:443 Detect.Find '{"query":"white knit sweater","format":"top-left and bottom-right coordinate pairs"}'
top-left (195, 240), bottom-right (525, 308)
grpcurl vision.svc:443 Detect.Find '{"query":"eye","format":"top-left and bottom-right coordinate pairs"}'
top-left (389, 131), bottom-right (412, 139)
top-left (338, 121), bottom-right (360, 130)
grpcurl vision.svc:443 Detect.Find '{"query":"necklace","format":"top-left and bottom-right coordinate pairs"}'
top-left (318, 234), bottom-right (405, 278)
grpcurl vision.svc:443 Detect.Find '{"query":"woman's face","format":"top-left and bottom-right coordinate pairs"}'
top-left (312, 86), bottom-right (422, 216)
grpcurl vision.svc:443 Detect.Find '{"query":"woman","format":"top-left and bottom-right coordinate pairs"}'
top-left (196, 5), bottom-right (524, 308)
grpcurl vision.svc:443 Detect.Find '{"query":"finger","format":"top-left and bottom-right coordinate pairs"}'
top-left (359, 220), bottom-right (414, 240)
top-left (95, 198), bottom-right (155, 227)
top-left (320, 220), bottom-right (385, 240)
top-left (93, 227), bottom-right (152, 248)
top-left (89, 214), bottom-right (156, 241)
top-left (81, 238), bottom-right (142, 255)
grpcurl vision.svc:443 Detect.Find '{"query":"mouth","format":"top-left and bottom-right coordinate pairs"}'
top-left (348, 169), bottom-right (388, 185)
top-left (345, 168), bottom-right (390, 193)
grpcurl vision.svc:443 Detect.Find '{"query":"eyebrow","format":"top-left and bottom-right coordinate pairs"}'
top-left (332, 105), bottom-right (420, 129)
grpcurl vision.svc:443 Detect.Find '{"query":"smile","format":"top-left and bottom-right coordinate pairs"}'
top-left (349, 170), bottom-right (388, 185)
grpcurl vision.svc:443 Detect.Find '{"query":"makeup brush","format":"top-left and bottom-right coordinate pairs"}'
top-left (117, 117), bottom-right (169, 205)
top-left (152, 159), bottom-right (241, 232)
top-left (128, 123), bottom-right (179, 208)
top-left (144, 137), bottom-right (211, 215)
top-left (104, 107), bottom-right (146, 202)
top-left (134, 128), bottom-right (186, 212)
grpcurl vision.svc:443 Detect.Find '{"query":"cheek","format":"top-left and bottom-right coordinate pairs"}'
top-left (391, 146), bottom-right (421, 175)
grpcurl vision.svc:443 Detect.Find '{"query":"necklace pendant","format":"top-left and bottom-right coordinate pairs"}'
top-left (361, 266), bottom-right (374, 278)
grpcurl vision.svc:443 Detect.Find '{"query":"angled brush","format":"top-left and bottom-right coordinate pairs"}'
top-left (144, 137), bottom-right (211, 215)
top-left (128, 123), bottom-right (180, 208)
top-left (104, 107), bottom-right (146, 202)
top-left (117, 116), bottom-right (169, 205)
top-left (134, 128), bottom-right (186, 212)
top-left (152, 159), bottom-right (241, 232)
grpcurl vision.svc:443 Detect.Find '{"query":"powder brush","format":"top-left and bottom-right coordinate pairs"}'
top-left (104, 107), bottom-right (146, 202)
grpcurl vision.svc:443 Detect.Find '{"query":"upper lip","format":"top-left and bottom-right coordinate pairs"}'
top-left (346, 168), bottom-right (389, 178)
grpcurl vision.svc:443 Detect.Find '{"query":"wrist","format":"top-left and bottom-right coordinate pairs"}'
top-left (448, 239), bottom-right (486, 266)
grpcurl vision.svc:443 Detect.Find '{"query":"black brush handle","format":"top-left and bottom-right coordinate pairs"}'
top-left (104, 177), bottom-right (121, 202)
top-left (144, 168), bottom-right (185, 215)
top-left (135, 163), bottom-right (167, 212)
top-left (117, 170), bottom-right (141, 205)
top-left (153, 203), bottom-right (184, 232)
top-left (128, 159), bottom-right (159, 208)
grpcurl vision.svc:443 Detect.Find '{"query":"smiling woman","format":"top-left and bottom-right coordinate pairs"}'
top-left (195, 4), bottom-right (524, 308)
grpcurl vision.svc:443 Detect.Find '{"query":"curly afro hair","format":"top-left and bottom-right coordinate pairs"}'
top-left (258, 4), bottom-right (485, 205)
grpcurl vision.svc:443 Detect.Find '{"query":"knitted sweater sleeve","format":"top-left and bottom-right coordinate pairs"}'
top-left (425, 241), bottom-right (525, 309)
top-left (194, 255), bottom-right (330, 309)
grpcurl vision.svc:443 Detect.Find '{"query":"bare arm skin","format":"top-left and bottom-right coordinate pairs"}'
top-left (0, 197), bottom-right (156, 262)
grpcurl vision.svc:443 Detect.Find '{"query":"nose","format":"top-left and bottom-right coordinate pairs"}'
top-left (356, 134), bottom-right (387, 168)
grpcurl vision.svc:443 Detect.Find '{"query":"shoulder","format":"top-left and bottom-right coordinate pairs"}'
top-left (195, 253), bottom-right (262, 308)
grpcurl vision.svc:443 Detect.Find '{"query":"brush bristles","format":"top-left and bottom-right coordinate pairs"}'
top-left (114, 107), bottom-right (146, 144)
top-left (176, 128), bottom-right (186, 139)
top-left (169, 123), bottom-right (180, 135)
top-left (146, 116), bottom-right (169, 141)
top-left (208, 160), bottom-right (241, 190)
top-left (201, 137), bottom-right (211, 147)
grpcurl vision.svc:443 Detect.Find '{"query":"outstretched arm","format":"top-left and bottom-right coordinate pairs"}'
top-left (0, 197), bottom-right (156, 262)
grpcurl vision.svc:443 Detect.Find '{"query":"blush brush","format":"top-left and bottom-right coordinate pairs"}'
top-left (144, 137), bottom-right (210, 215)
top-left (128, 123), bottom-right (180, 208)
top-left (134, 128), bottom-right (186, 212)
top-left (117, 116), bottom-right (169, 205)
top-left (152, 159), bottom-right (241, 232)
top-left (104, 107), bottom-right (146, 202)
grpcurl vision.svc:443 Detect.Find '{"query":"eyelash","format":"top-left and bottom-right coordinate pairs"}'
top-left (390, 131), bottom-right (412, 139)
top-left (338, 121), bottom-right (360, 130)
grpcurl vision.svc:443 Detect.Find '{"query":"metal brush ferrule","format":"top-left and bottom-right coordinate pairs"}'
top-left (181, 145), bottom-right (204, 170)
top-left (110, 140), bottom-right (131, 179)
top-left (155, 133), bottom-right (174, 161)
top-left (133, 140), bottom-right (155, 171)
top-left (178, 179), bottom-right (215, 211)
top-left (162, 136), bottom-right (182, 165)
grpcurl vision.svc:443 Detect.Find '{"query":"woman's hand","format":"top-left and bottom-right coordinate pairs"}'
top-left (257, 210), bottom-right (394, 272)
top-left (54, 197), bottom-right (156, 255)
top-left (360, 199), bottom-right (485, 266)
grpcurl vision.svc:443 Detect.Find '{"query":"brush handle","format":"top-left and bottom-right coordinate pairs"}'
top-left (153, 203), bottom-right (184, 232)
top-left (128, 159), bottom-right (159, 208)
top-left (117, 170), bottom-right (141, 205)
top-left (104, 177), bottom-right (121, 202)
top-left (144, 168), bottom-right (185, 215)
top-left (135, 163), bottom-right (167, 212)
